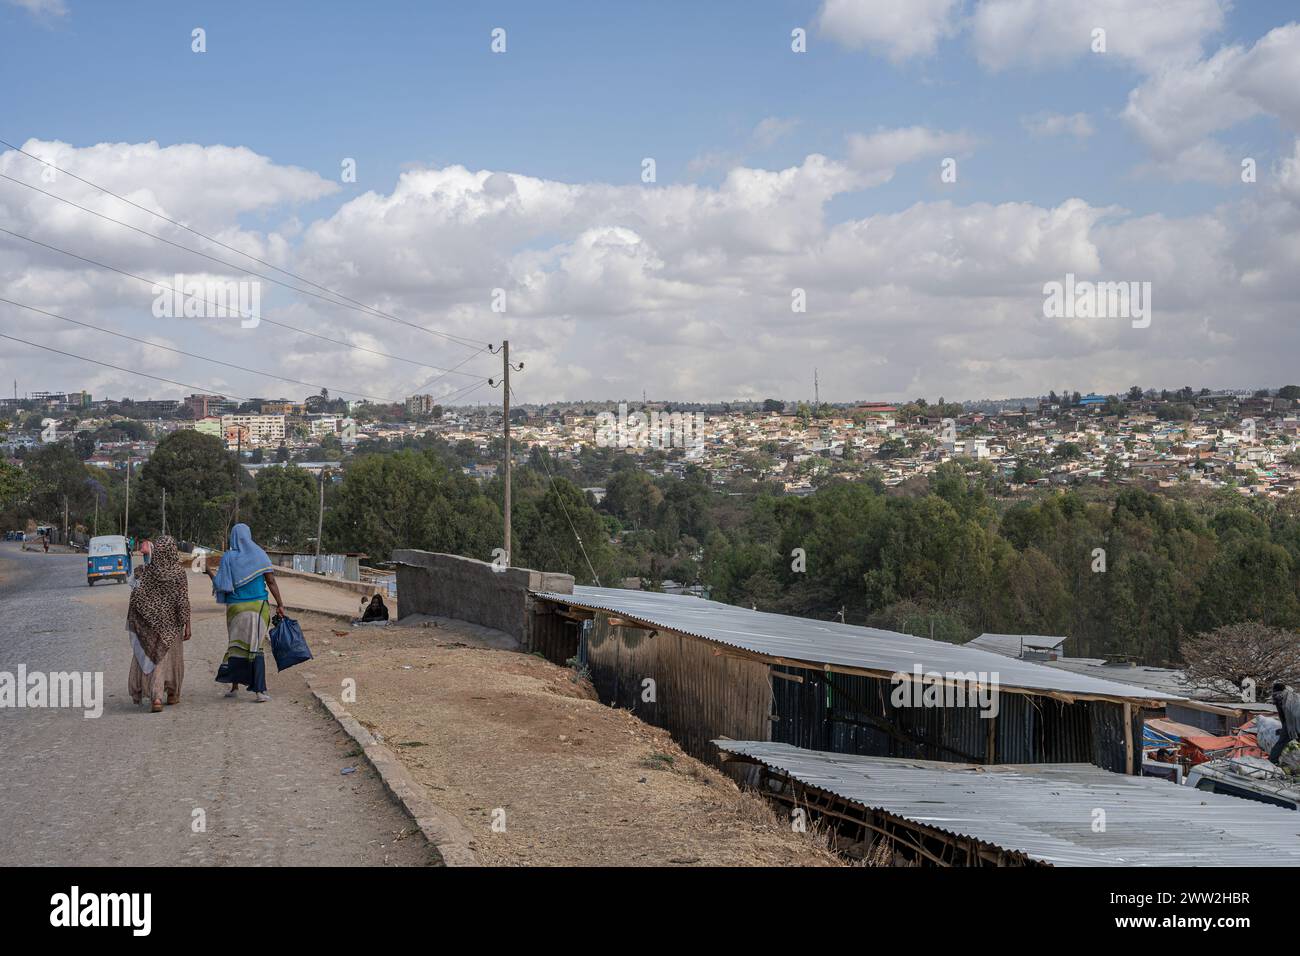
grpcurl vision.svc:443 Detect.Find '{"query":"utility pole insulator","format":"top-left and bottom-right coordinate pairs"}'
top-left (503, 339), bottom-right (511, 566)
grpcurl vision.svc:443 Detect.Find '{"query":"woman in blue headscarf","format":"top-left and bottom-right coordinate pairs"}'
top-left (205, 523), bottom-right (285, 702)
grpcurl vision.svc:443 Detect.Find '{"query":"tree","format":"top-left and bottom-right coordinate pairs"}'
top-left (1181, 623), bottom-right (1300, 697)
top-left (1195, 538), bottom-right (1300, 630)
top-left (325, 449), bottom-right (500, 561)
top-left (133, 430), bottom-right (238, 544)
top-left (0, 459), bottom-right (35, 514)
top-left (249, 465), bottom-right (318, 551)
top-left (23, 443), bottom-right (97, 522)
top-left (603, 469), bottom-right (661, 529)
top-left (514, 476), bottom-right (620, 585)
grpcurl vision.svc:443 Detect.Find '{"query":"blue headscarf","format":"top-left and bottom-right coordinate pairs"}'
top-left (212, 523), bottom-right (273, 604)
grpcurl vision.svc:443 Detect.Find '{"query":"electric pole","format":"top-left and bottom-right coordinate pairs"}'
top-left (489, 341), bottom-right (523, 566)
top-left (161, 486), bottom-right (167, 536)
top-left (234, 431), bottom-right (242, 523)
top-left (124, 459), bottom-right (130, 539)
top-left (316, 468), bottom-right (326, 573)
top-left (62, 494), bottom-right (68, 547)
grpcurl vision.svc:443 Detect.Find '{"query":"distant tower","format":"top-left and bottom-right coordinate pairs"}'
top-left (814, 369), bottom-right (820, 410)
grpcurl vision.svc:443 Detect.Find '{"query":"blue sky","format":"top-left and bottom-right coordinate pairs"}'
top-left (4, 1), bottom-right (1288, 219)
top-left (1, 1), bottom-right (1299, 403)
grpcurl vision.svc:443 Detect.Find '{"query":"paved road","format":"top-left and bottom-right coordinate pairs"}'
top-left (0, 543), bottom-right (435, 866)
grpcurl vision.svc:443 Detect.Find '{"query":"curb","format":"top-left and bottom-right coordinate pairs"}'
top-left (307, 683), bottom-right (479, 867)
top-left (285, 604), bottom-right (355, 624)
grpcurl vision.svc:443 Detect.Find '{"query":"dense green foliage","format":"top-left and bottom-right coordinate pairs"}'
top-left (248, 464), bottom-right (319, 550)
top-left (12, 422), bottom-right (1300, 668)
top-left (134, 431), bottom-right (241, 545)
top-left (697, 464), bottom-right (1300, 662)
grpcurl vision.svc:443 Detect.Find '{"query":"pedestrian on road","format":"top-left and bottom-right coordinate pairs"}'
top-left (208, 523), bottom-right (285, 703)
top-left (126, 535), bottom-right (191, 713)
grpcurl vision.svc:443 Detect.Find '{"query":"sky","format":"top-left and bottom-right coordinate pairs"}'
top-left (1, 0), bottom-right (1298, 406)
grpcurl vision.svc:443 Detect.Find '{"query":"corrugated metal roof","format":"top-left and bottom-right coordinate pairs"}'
top-left (967, 632), bottom-right (1067, 656)
top-left (535, 586), bottom-right (1184, 704)
top-left (1044, 658), bottom-right (1264, 707)
top-left (715, 740), bottom-right (1300, 866)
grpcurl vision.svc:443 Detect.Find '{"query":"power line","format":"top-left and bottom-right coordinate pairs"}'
top-left (0, 170), bottom-right (490, 351)
top-left (533, 439), bottom-right (602, 586)
top-left (0, 329), bottom-right (251, 400)
top-left (0, 319), bottom-right (491, 417)
top-left (0, 138), bottom-right (496, 351)
top-left (409, 345), bottom-right (493, 394)
top-left (406, 376), bottom-right (492, 411)
top-left (0, 295), bottom-right (398, 403)
top-left (0, 226), bottom-right (489, 379)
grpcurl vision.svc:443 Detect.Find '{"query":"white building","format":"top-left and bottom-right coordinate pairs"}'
top-left (220, 413), bottom-right (285, 446)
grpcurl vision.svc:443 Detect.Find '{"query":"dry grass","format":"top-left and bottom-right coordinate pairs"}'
top-left (297, 613), bottom-right (842, 867)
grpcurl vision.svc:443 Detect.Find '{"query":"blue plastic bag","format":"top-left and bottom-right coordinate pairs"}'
top-left (269, 613), bottom-right (313, 671)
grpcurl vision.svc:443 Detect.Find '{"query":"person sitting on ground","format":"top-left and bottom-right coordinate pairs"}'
top-left (358, 593), bottom-right (389, 624)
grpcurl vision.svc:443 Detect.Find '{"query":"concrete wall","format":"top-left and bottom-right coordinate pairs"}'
top-left (392, 550), bottom-right (574, 651)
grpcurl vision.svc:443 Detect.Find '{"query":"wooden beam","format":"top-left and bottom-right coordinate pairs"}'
top-left (1123, 702), bottom-right (1135, 775)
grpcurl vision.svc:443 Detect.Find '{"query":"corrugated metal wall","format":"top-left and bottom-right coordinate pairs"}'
top-left (581, 613), bottom-right (1133, 773)
top-left (770, 664), bottom-right (1131, 772)
top-left (584, 612), bottom-right (772, 760)
top-left (528, 608), bottom-right (580, 665)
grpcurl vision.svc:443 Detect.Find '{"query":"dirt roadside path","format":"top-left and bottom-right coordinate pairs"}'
top-left (295, 613), bottom-right (843, 867)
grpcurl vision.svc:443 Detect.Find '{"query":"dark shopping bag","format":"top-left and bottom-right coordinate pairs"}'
top-left (269, 612), bottom-right (313, 671)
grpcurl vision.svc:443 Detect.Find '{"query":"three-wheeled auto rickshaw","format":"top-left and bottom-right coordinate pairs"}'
top-left (87, 534), bottom-right (129, 585)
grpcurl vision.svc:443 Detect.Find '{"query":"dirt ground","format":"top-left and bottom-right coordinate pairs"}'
top-left (295, 613), bottom-right (842, 867)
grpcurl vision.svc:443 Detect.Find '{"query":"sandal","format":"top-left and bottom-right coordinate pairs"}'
top-left (166, 692), bottom-right (180, 705)
top-left (150, 699), bottom-right (163, 713)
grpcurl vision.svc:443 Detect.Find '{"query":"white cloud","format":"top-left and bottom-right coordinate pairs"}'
top-left (4, 0), bottom-right (68, 20)
top-left (1278, 139), bottom-right (1300, 206)
top-left (1134, 140), bottom-right (1239, 184)
top-left (1123, 23), bottom-right (1300, 156)
top-left (5, 136), bottom-right (1300, 404)
top-left (687, 117), bottom-right (800, 174)
top-left (752, 116), bottom-right (800, 149)
top-left (816, 0), bottom-right (962, 62)
top-left (970, 0), bottom-right (1227, 72)
top-left (846, 126), bottom-right (976, 181)
top-left (1022, 112), bottom-right (1095, 139)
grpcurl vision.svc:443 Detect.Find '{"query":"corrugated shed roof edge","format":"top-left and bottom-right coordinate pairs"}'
top-left (534, 589), bottom-right (1184, 705)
